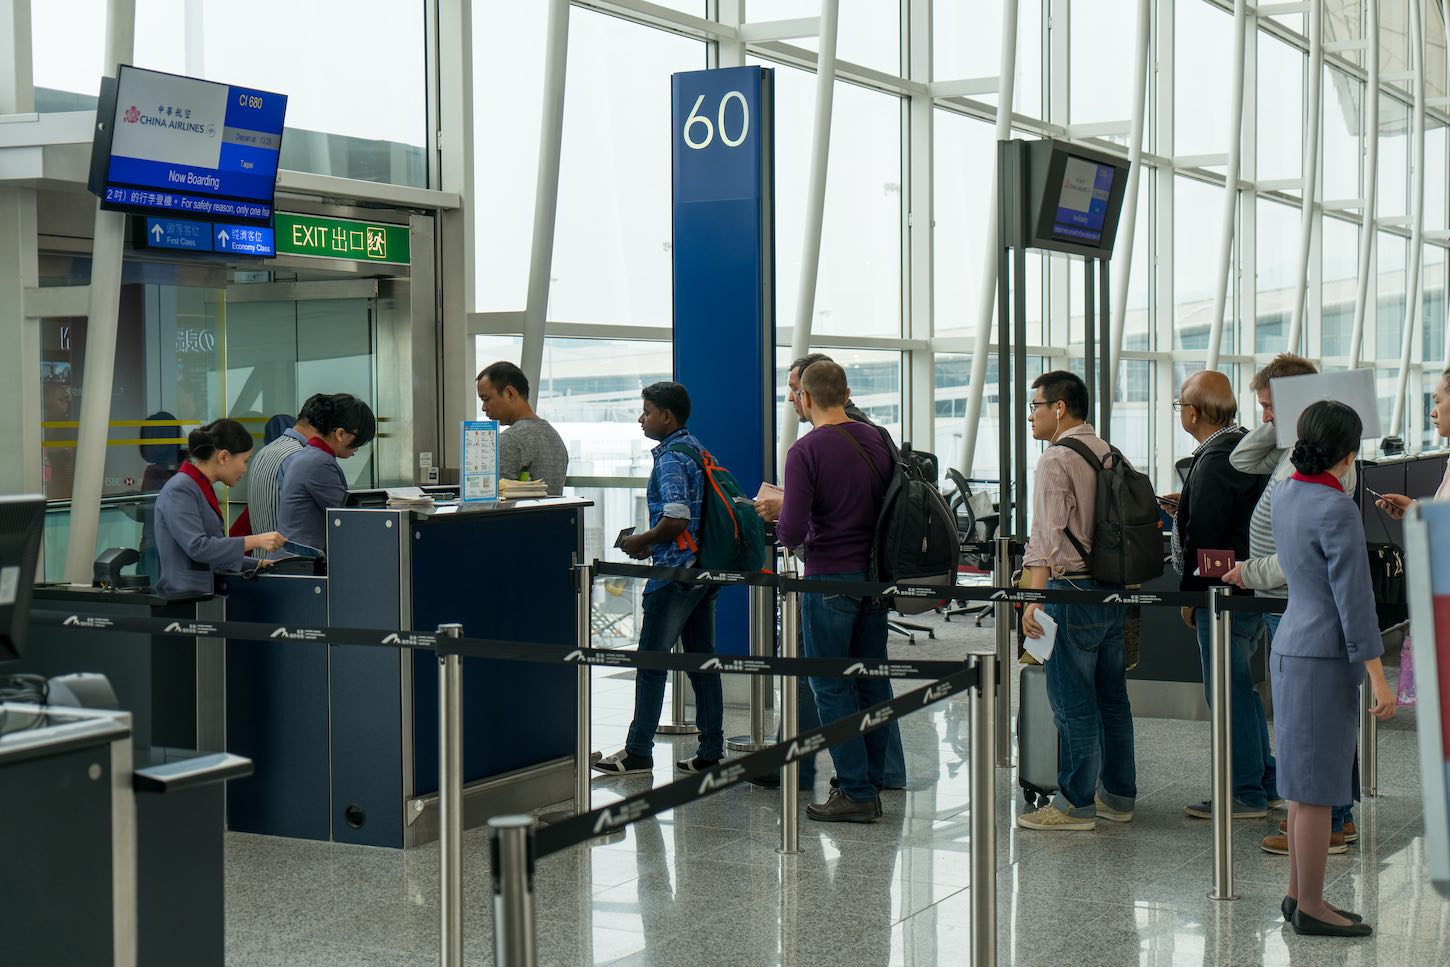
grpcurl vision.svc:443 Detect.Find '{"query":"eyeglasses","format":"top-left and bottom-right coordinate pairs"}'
top-left (1027, 399), bottom-right (1057, 415)
top-left (1172, 399), bottom-right (1194, 412)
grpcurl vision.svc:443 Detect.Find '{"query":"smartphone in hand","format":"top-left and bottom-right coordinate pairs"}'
top-left (614, 526), bottom-right (636, 549)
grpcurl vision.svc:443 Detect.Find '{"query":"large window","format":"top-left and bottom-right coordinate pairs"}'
top-left (1174, 0), bottom-right (1234, 158)
top-left (1257, 34), bottom-right (1304, 183)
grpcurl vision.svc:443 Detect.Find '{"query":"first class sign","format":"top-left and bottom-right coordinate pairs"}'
top-left (89, 65), bottom-right (287, 224)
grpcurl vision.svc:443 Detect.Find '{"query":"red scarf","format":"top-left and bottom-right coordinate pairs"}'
top-left (1290, 470), bottom-right (1345, 492)
top-left (307, 435), bottom-right (337, 457)
top-left (179, 461), bottom-right (223, 520)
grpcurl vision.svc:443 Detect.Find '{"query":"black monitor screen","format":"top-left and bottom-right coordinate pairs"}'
top-left (0, 495), bottom-right (45, 662)
top-left (1052, 156), bottom-right (1115, 245)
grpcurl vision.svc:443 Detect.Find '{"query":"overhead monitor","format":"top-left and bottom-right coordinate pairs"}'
top-left (1404, 501), bottom-right (1450, 897)
top-left (88, 65), bottom-right (287, 225)
top-left (1001, 138), bottom-right (1131, 258)
top-left (0, 495), bottom-right (45, 663)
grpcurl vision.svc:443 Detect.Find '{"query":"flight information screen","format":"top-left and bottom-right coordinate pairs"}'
top-left (94, 65), bottom-right (286, 224)
top-left (1052, 156), bottom-right (1114, 245)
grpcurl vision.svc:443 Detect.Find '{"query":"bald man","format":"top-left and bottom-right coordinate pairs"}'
top-left (1163, 370), bottom-right (1275, 821)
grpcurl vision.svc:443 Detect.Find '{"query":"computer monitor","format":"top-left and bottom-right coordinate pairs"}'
top-left (1405, 500), bottom-right (1450, 897)
top-left (0, 495), bottom-right (45, 662)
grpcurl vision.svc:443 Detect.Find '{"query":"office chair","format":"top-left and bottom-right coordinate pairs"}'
top-left (941, 469), bottom-right (1000, 626)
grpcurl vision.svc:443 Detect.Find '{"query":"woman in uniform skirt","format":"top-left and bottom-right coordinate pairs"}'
top-left (1270, 400), bottom-right (1396, 937)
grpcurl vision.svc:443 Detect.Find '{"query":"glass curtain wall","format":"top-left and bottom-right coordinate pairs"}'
top-left (471, 0), bottom-right (1450, 524)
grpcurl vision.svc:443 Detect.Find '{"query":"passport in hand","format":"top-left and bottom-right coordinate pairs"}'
top-left (1196, 548), bottom-right (1237, 579)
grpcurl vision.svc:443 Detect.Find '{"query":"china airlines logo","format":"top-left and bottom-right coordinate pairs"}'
top-left (124, 105), bottom-right (140, 123)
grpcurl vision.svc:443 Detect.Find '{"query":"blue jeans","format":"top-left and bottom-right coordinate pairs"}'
top-left (625, 582), bottom-right (725, 761)
top-left (1264, 611), bottom-right (1354, 830)
top-left (790, 673), bottom-right (907, 788)
top-left (1042, 580), bottom-right (1137, 816)
top-left (802, 572), bottom-right (893, 803)
top-left (1196, 608), bottom-right (1276, 808)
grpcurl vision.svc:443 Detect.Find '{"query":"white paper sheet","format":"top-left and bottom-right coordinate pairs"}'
top-left (1024, 610), bottom-right (1057, 664)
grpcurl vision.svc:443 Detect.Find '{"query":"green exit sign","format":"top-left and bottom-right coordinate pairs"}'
top-left (274, 213), bottom-right (411, 265)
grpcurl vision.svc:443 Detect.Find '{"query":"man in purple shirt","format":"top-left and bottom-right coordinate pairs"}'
top-left (776, 361), bottom-right (894, 823)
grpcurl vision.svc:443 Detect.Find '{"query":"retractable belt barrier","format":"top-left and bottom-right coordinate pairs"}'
top-left (27, 609), bottom-right (965, 681)
top-left (1212, 595), bottom-right (1289, 615)
top-left (534, 663), bottom-right (980, 857)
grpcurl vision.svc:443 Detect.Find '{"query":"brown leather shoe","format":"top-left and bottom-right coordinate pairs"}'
top-left (1277, 819), bottom-right (1358, 844)
top-left (806, 787), bottom-right (879, 824)
top-left (1260, 832), bottom-right (1347, 855)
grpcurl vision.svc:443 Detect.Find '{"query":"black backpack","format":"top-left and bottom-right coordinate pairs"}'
top-left (828, 426), bottom-right (959, 614)
top-left (1054, 437), bottom-right (1164, 586)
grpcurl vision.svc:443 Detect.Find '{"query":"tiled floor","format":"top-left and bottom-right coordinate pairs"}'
top-left (225, 613), bottom-right (1450, 966)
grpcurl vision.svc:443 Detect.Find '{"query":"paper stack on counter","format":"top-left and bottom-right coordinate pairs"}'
top-left (500, 478), bottom-right (550, 500)
top-left (386, 486), bottom-right (434, 508)
top-left (1023, 610), bottom-right (1057, 664)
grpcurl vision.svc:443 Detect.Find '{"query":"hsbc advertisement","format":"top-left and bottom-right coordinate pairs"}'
top-left (90, 65), bottom-right (286, 224)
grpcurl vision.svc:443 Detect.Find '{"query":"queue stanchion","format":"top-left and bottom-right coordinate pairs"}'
top-left (779, 570), bottom-right (802, 856)
top-left (1359, 675), bottom-right (1379, 797)
top-left (489, 816), bottom-right (539, 967)
top-left (969, 653), bottom-right (998, 967)
top-left (1207, 587), bottom-right (1238, 901)
top-left (576, 563), bottom-right (594, 812)
top-left (657, 663), bottom-right (698, 735)
top-left (437, 623), bottom-right (464, 967)
top-left (729, 580), bottom-right (776, 752)
top-left (993, 536), bottom-right (1013, 768)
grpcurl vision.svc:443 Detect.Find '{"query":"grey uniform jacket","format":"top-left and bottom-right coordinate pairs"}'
top-left (153, 471), bottom-right (250, 597)
top-left (1271, 477), bottom-right (1383, 662)
top-left (277, 445), bottom-right (348, 551)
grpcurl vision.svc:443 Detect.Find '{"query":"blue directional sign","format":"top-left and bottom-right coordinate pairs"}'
top-left (144, 217), bottom-right (213, 252)
top-left (671, 65), bottom-right (775, 656)
top-left (214, 224), bottom-right (275, 257)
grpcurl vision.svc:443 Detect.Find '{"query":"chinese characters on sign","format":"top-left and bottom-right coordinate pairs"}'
top-left (273, 213), bottom-right (411, 265)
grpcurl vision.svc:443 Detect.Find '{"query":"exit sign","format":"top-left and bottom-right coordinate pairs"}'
top-left (274, 212), bottom-right (410, 265)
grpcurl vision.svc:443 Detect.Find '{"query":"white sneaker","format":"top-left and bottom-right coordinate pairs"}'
top-left (1016, 803), bottom-right (1095, 831)
top-left (591, 750), bottom-right (653, 777)
top-left (1094, 795), bottom-right (1134, 823)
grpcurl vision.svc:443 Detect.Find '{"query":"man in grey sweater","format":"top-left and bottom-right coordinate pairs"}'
top-left (476, 361), bottom-right (569, 496)
top-left (1224, 353), bottom-right (1358, 855)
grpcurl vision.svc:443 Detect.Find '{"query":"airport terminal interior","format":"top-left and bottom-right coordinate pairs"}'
top-left (4, 1), bottom-right (1450, 965)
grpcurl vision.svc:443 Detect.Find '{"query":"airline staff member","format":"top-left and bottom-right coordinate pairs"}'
top-left (277, 394), bottom-right (377, 554)
top-left (153, 419), bottom-right (285, 596)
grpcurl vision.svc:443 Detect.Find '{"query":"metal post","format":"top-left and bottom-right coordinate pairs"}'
top-left (437, 624), bottom-right (464, 967)
top-left (1207, 588), bottom-right (1238, 901)
top-left (730, 582), bottom-right (774, 751)
top-left (969, 654), bottom-right (998, 967)
top-left (1359, 675), bottom-right (1379, 798)
top-left (489, 816), bottom-right (539, 967)
top-left (576, 563), bottom-right (593, 811)
top-left (993, 536), bottom-right (1013, 768)
top-left (779, 580), bottom-right (801, 855)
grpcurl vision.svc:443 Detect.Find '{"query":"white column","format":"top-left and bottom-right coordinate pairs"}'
top-left (905, 0), bottom-right (934, 456)
top-left (519, 0), bottom-right (571, 396)
top-left (64, 0), bottom-right (135, 585)
top-left (716, 0), bottom-right (746, 68)
top-left (1348, 0), bottom-right (1379, 369)
top-left (778, 0), bottom-right (840, 470)
top-left (437, 0), bottom-right (477, 469)
top-left (1206, 0), bottom-right (1250, 372)
top-left (1108, 0), bottom-right (1152, 388)
top-left (1286, 0), bottom-right (1324, 355)
top-left (957, 0), bottom-right (1019, 477)
top-left (1390, 0), bottom-right (1426, 438)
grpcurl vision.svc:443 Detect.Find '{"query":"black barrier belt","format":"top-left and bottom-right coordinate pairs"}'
top-left (534, 663), bottom-right (981, 857)
top-left (29, 610), bottom-right (964, 681)
top-left (1213, 595), bottom-right (1289, 615)
top-left (593, 560), bottom-right (1204, 608)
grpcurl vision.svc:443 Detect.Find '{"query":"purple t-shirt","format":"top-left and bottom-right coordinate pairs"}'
top-left (776, 421), bottom-right (892, 576)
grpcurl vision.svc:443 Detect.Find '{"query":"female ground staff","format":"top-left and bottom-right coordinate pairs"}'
top-left (1271, 400), bottom-right (1396, 938)
top-left (1376, 365), bottom-right (1450, 516)
top-left (276, 394), bottom-right (376, 554)
top-left (153, 419), bottom-right (286, 596)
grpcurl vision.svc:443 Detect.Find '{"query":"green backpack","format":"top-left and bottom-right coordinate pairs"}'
top-left (664, 444), bottom-right (767, 573)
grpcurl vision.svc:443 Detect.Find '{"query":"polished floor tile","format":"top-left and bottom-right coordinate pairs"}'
top-left (224, 612), bottom-right (1450, 966)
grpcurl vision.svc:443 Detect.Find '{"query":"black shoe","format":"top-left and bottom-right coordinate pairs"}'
top-left (1291, 909), bottom-right (1372, 937)
top-left (592, 750), bottom-right (653, 777)
top-left (746, 770), bottom-right (813, 791)
top-left (805, 788), bottom-right (879, 824)
top-left (675, 756), bottom-right (721, 774)
top-left (1281, 897), bottom-right (1363, 923)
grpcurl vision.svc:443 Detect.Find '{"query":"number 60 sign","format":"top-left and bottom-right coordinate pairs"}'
top-left (682, 91), bottom-right (750, 150)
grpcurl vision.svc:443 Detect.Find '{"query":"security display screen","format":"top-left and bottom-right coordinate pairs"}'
top-left (92, 65), bottom-right (286, 224)
top-left (1052, 156), bottom-right (1114, 245)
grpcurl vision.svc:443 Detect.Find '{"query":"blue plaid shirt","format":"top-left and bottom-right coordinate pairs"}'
top-left (645, 428), bottom-right (705, 593)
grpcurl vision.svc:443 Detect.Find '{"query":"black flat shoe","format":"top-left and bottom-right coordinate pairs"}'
top-left (1291, 909), bottom-right (1372, 937)
top-left (1281, 897), bottom-right (1363, 923)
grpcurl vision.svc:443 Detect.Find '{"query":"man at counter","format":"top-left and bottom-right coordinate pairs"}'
top-left (594, 381), bottom-right (725, 777)
top-left (476, 361), bottom-right (569, 497)
top-left (1161, 370), bottom-right (1274, 820)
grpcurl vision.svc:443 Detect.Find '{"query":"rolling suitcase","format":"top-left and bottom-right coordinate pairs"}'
top-left (1017, 661), bottom-right (1059, 810)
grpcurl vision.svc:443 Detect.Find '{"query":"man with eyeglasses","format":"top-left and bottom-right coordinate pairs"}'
top-left (1162, 370), bottom-right (1274, 821)
top-left (1017, 370), bottom-right (1138, 832)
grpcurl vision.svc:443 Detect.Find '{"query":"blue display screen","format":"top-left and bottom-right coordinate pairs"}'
top-left (1052, 156), bottom-right (1114, 244)
top-left (142, 217), bottom-right (275, 258)
top-left (99, 66), bottom-right (286, 224)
